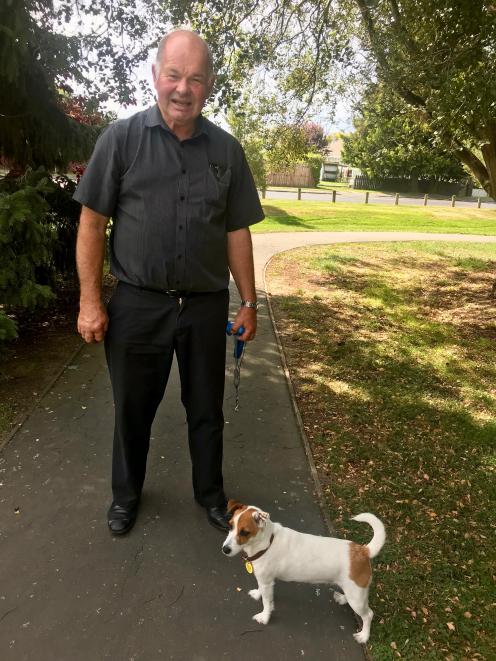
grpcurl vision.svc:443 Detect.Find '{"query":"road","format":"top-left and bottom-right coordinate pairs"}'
top-left (262, 188), bottom-right (496, 208)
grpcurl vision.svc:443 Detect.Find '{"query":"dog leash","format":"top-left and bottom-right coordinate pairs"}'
top-left (226, 321), bottom-right (245, 411)
top-left (241, 534), bottom-right (275, 574)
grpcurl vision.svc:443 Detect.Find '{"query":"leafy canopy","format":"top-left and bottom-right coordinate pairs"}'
top-left (342, 84), bottom-right (466, 181)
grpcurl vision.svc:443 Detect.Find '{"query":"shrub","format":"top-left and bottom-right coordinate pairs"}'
top-left (0, 168), bottom-right (80, 342)
top-left (305, 152), bottom-right (323, 186)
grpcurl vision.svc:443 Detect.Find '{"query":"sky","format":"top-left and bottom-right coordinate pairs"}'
top-left (107, 52), bottom-right (354, 135)
top-left (60, 4), bottom-right (355, 135)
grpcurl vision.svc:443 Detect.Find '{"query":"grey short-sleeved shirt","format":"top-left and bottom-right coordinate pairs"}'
top-left (73, 105), bottom-right (264, 292)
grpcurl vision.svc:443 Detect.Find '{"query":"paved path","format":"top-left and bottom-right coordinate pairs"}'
top-left (1, 232), bottom-right (495, 660)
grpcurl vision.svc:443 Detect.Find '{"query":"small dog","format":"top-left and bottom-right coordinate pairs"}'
top-left (222, 500), bottom-right (386, 644)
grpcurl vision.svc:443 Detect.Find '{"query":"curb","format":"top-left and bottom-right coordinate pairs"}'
top-left (263, 253), bottom-right (335, 535)
top-left (263, 249), bottom-right (371, 660)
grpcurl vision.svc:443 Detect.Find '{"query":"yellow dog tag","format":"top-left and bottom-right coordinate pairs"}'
top-left (245, 561), bottom-right (253, 574)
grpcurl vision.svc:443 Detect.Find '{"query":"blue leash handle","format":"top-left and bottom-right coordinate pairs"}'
top-left (226, 321), bottom-right (245, 359)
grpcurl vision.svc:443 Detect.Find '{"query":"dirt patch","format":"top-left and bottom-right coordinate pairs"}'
top-left (0, 278), bottom-right (115, 446)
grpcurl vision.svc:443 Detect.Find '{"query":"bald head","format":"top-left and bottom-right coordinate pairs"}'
top-left (152, 28), bottom-right (215, 139)
top-left (155, 30), bottom-right (214, 81)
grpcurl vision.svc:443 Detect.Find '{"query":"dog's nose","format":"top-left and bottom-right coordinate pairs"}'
top-left (222, 545), bottom-right (231, 555)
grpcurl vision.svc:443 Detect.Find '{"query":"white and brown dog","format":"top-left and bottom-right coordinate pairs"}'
top-left (222, 500), bottom-right (386, 644)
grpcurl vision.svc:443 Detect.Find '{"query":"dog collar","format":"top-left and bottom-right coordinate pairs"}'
top-left (242, 534), bottom-right (275, 565)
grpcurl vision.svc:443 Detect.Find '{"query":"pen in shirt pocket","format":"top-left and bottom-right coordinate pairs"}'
top-left (209, 162), bottom-right (228, 181)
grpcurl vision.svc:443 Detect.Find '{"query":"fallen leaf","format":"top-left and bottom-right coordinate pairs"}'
top-left (447, 622), bottom-right (455, 631)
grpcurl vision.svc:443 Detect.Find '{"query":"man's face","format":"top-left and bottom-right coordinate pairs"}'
top-left (152, 34), bottom-right (213, 135)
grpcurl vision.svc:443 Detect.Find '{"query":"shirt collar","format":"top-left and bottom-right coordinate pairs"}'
top-left (145, 105), bottom-right (209, 140)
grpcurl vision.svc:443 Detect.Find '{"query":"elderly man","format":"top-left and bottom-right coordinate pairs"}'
top-left (74, 30), bottom-right (264, 535)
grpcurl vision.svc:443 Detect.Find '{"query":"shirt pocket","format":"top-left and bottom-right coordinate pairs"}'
top-left (204, 166), bottom-right (231, 219)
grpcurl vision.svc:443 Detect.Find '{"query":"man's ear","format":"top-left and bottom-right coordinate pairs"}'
top-left (252, 509), bottom-right (270, 528)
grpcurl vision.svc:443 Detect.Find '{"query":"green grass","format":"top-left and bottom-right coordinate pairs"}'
top-left (267, 242), bottom-right (496, 660)
top-left (254, 200), bottom-right (496, 235)
top-left (317, 180), bottom-right (351, 190)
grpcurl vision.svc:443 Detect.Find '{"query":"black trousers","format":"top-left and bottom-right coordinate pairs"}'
top-left (104, 282), bottom-right (229, 508)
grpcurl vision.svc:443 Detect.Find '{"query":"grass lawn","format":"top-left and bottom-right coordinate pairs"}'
top-left (255, 200), bottom-right (496, 235)
top-left (317, 181), bottom-right (351, 189)
top-left (266, 241), bottom-right (496, 660)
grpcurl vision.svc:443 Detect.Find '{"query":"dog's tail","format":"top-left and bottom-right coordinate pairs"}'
top-left (352, 513), bottom-right (386, 559)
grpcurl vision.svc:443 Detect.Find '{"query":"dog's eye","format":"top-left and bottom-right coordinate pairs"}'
top-left (239, 529), bottom-right (249, 537)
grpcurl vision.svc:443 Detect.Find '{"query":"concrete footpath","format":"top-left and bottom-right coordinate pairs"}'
top-left (1, 232), bottom-right (494, 661)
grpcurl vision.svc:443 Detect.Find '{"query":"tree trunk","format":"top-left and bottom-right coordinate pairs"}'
top-left (454, 145), bottom-right (494, 200)
top-left (480, 121), bottom-right (496, 199)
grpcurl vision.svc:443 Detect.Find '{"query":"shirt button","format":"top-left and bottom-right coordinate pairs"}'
top-left (177, 255), bottom-right (182, 260)
top-left (180, 195), bottom-right (185, 201)
top-left (178, 225), bottom-right (183, 230)
top-left (182, 169), bottom-right (186, 174)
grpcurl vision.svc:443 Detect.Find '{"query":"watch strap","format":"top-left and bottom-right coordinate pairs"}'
top-left (240, 300), bottom-right (259, 310)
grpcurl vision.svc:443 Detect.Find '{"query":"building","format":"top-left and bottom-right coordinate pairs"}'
top-left (321, 137), bottom-right (360, 182)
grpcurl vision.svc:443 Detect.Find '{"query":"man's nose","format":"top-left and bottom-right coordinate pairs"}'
top-left (175, 77), bottom-right (189, 94)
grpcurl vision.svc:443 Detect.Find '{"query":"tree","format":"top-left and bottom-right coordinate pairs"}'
top-left (228, 91), bottom-right (325, 190)
top-left (167, 0), bottom-right (496, 198)
top-left (352, 0), bottom-right (496, 198)
top-left (342, 83), bottom-right (467, 182)
top-left (0, 0), bottom-right (160, 170)
top-left (227, 97), bottom-right (269, 190)
top-left (302, 122), bottom-right (327, 153)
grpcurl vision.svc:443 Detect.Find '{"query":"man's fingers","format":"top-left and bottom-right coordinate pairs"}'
top-left (78, 325), bottom-right (106, 343)
top-left (77, 308), bottom-right (109, 343)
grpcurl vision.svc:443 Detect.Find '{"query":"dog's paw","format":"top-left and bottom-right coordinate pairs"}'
top-left (333, 591), bottom-right (347, 605)
top-left (248, 589), bottom-right (261, 601)
top-left (253, 611), bottom-right (270, 625)
top-left (353, 630), bottom-right (369, 645)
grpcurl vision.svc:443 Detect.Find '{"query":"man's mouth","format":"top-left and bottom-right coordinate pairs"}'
top-left (171, 99), bottom-right (191, 109)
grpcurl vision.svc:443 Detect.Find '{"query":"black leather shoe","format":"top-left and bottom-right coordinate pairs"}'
top-left (206, 504), bottom-right (230, 532)
top-left (107, 501), bottom-right (139, 536)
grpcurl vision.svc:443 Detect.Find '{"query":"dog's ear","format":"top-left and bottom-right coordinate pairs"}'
top-left (252, 509), bottom-right (270, 528)
top-left (227, 499), bottom-right (244, 517)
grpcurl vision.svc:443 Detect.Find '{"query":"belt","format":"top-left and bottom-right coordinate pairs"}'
top-left (138, 286), bottom-right (190, 297)
top-left (120, 282), bottom-right (219, 297)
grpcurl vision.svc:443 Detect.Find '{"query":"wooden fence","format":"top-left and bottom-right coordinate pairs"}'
top-left (267, 164), bottom-right (316, 188)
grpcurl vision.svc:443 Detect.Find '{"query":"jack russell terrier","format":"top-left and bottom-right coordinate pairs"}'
top-left (222, 500), bottom-right (386, 644)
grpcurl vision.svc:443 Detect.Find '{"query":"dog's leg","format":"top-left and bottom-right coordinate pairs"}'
top-left (248, 588), bottom-right (261, 601)
top-left (333, 591), bottom-right (348, 606)
top-left (342, 584), bottom-right (373, 644)
top-left (252, 581), bottom-right (274, 625)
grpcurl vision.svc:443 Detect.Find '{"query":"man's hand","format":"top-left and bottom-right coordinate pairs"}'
top-left (78, 301), bottom-right (109, 343)
top-left (231, 307), bottom-right (257, 342)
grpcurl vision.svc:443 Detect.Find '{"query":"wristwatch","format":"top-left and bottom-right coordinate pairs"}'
top-left (240, 300), bottom-right (259, 310)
